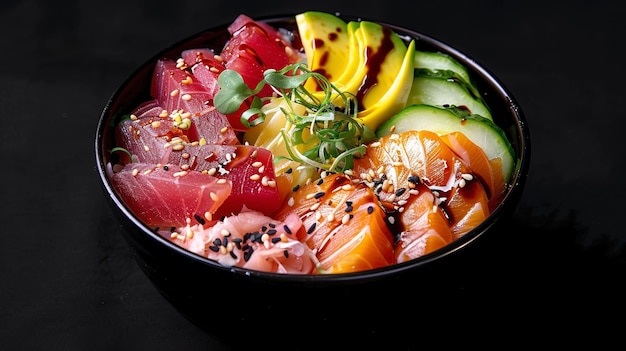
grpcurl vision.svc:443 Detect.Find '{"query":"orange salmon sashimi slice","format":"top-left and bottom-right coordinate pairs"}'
top-left (273, 173), bottom-right (395, 274)
top-left (353, 129), bottom-right (492, 242)
top-left (394, 185), bottom-right (454, 263)
top-left (440, 131), bottom-right (506, 211)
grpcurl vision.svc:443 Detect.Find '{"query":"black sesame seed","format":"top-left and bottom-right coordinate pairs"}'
top-left (163, 165), bottom-right (169, 171)
top-left (283, 225), bottom-right (292, 234)
top-left (314, 191), bottom-right (325, 199)
top-left (271, 237), bottom-right (282, 244)
top-left (267, 229), bottom-right (277, 235)
top-left (292, 184), bottom-right (300, 192)
top-left (261, 225), bottom-right (267, 232)
top-left (367, 206), bottom-right (374, 214)
top-left (213, 238), bottom-right (222, 246)
top-left (317, 178), bottom-right (324, 185)
top-left (232, 238), bottom-right (243, 249)
top-left (193, 214), bottom-right (206, 225)
top-left (243, 250), bottom-right (253, 262)
top-left (209, 245), bottom-right (220, 252)
top-left (395, 188), bottom-right (406, 197)
top-left (307, 222), bottom-right (317, 234)
top-left (345, 205), bottom-right (353, 212)
top-left (229, 251), bottom-right (238, 259)
top-left (286, 168), bottom-right (293, 174)
top-left (283, 250), bottom-right (289, 258)
top-left (408, 175), bottom-right (420, 184)
top-left (268, 222), bottom-right (276, 228)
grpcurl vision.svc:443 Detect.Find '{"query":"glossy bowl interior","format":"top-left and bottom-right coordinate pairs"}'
top-left (95, 14), bottom-right (530, 345)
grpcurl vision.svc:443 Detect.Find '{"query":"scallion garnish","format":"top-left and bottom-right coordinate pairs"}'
top-left (214, 63), bottom-right (375, 173)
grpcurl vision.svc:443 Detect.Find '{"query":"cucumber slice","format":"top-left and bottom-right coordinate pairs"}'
top-left (414, 50), bottom-right (473, 86)
top-left (407, 70), bottom-right (493, 120)
top-left (376, 104), bottom-right (515, 183)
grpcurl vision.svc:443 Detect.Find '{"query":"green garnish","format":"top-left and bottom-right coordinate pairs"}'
top-left (214, 63), bottom-right (375, 173)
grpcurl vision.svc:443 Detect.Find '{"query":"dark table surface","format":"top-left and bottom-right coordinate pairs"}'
top-left (2, 0), bottom-right (624, 349)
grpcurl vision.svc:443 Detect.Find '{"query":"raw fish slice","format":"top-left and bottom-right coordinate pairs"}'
top-left (168, 210), bottom-right (316, 274)
top-left (180, 48), bottom-right (226, 99)
top-left (274, 174), bottom-right (395, 274)
top-left (219, 15), bottom-right (303, 130)
top-left (115, 106), bottom-right (238, 165)
top-left (393, 185), bottom-right (454, 263)
top-left (185, 108), bottom-right (238, 146)
top-left (114, 118), bottom-right (176, 163)
top-left (150, 58), bottom-right (215, 116)
top-left (224, 14), bottom-right (302, 66)
top-left (130, 99), bottom-right (166, 118)
top-left (441, 131), bottom-right (505, 211)
top-left (108, 163), bottom-right (232, 229)
top-left (446, 178), bottom-right (490, 238)
top-left (353, 130), bottom-right (474, 209)
top-left (161, 143), bottom-right (282, 217)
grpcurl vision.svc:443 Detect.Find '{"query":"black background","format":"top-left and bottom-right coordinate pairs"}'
top-left (2, 0), bottom-right (624, 350)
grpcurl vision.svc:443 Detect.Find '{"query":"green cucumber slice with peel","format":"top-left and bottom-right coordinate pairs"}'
top-left (407, 69), bottom-right (492, 121)
top-left (414, 50), bottom-right (474, 87)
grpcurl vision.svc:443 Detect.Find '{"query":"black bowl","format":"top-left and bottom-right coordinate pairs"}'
top-left (95, 14), bottom-right (530, 347)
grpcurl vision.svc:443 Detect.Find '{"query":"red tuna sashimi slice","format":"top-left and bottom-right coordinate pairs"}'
top-left (130, 99), bottom-right (166, 118)
top-left (150, 58), bottom-right (215, 116)
top-left (219, 15), bottom-right (302, 131)
top-left (180, 48), bottom-right (226, 98)
top-left (114, 118), bottom-right (179, 164)
top-left (116, 105), bottom-right (238, 164)
top-left (185, 108), bottom-right (238, 146)
top-left (109, 163), bottom-right (232, 229)
top-left (226, 14), bottom-right (302, 64)
top-left (161, 144), bottom-right (283, 217)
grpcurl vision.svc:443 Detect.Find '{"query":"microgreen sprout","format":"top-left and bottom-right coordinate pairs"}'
top-left (214, 63), bottom-right (375, 173)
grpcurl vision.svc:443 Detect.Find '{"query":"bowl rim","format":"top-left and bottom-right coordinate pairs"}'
top-left (95, 12), bottom-right (531, 284)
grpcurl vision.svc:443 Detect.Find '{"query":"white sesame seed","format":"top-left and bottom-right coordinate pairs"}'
top-left (182, 94), bottom-right (192, 101)
top-left (341, 214), bottom-right (351, 225)
top-left (462, 173), bottom-right (474, 181)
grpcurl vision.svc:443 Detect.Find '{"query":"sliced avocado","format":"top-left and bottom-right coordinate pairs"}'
top-left (337, 21), bottom-right (409, 109)
top-left (295, 12), bottom-right (350, 84)
top-left (407, 69), bottom-right (492, 120)
top-left (376, 104), bottom-right (514, 183)
top-left (358, 40), bottom-right (415, 131)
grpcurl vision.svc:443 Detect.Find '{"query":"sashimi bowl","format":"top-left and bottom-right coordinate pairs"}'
top-left (95, 11), bottom-right (530, 346)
